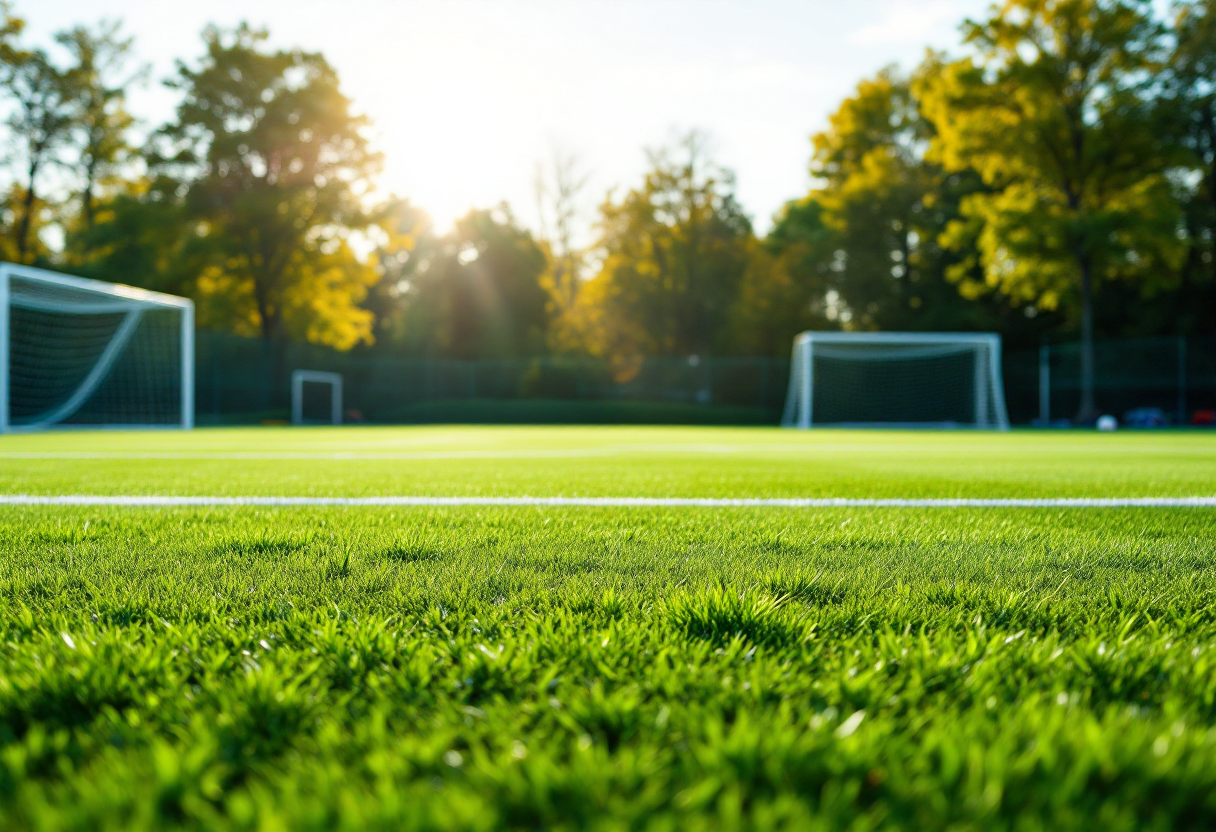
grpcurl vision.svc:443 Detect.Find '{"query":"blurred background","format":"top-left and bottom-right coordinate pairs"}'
top-left (2, 0), bottom-right (1213, 426)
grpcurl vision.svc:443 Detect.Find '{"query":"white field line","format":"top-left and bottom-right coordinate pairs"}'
top-left (0, 495), bottom-right (1214, 508)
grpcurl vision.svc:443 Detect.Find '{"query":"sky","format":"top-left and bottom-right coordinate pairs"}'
top-left (16, 0), bottom-right (993, 236)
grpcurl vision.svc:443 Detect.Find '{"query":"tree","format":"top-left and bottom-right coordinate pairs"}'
top-left (156, 24), bottom-right (381, 349)
top-left (534, 146), bottom-right (591, 318)
top-left (365, 196), bottom-right (436, 346)
top-left (725, 197), bottom-right (838, 357)
top-left (66, 176), bottom-right (193, 294)
top-left (731, 64), bottom-right (1043, 359)
top-left (809, 62), bottom-right (1018, 334)
top-left (570, 132), bottom-right (752, 362)
top-left (920, 0), bottom-right (1183, 421)
top-left (1160, 0), bottom-right (1216, 334)
top-left (0, 1), bottom-right (18, 52)
top-left (57, 21), bottom-right (142, 248)
top-left (0, 1), bottom-right (20, 79)
top-left (811, 67), bottom-right (937, 330)
top-left (1, 45), bottom-right (74, 264)
top-left (388, 206), bottom-right (549, 359)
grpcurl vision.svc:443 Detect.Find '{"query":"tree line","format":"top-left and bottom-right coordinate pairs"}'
top-left (2, 0), bottom-right (1215, 417)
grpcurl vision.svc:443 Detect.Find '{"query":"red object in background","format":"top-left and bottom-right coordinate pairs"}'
top-left (1193, 410), bottom-right (1216, 426)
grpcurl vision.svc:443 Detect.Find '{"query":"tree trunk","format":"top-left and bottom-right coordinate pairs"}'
top-left (82, 167), bottom-right (97, 236)
top-left (1203, 101), bottom-right (1216, 285)
top-left (899, 222), bottom-right (912, 313)
top-left (258, 332), bottom-right (275, 413)
top-left (251, 275), bottom-right (281, 412)
top-left (15, 159), bottom-right (39, 265)
top-left (83, 126), bottom-right (104, 237)
top-left (256, 312), bottom-right (288, 414)
top-left (1075, 254), bottom-right (1098, 423)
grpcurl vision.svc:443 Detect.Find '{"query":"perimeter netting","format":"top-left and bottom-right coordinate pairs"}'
top-left (6, 269), bottom-right (190, 429)
top-left (782, 334), bottom-right (1010, 429)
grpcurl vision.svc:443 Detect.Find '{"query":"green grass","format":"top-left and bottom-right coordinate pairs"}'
top-left (2, 424), bottom-right (1215, 497)
top-left (1, 426), bottom-right (1216, 830)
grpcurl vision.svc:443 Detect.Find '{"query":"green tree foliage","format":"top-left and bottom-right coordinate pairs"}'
top-left (0, 2), bottom-right (25, 263)
top-left (744, 65), bottom-right (1047, 358)
top-left (810, 63), bottom-right (1029, 334)
top-left (920, 0), bottom-right (1183, 419)
top-left (725, 197), bottom-right (837, 357)
top-left (56, 21), bottom-right (141, 249)
top-left (156, 24), bottom-right (381, 349)
top-left (0, 0), bottom-right (18, 57)
top-left (812, 67), bottom-right (939, 330)
top-left (365, 196), bottom-right (435, 346)
top-left (569, 133), bottom-right (753, 362)
top-left (1, 44), bottom-right (74, 264)
top-left (384, 206), bottom-right (549, 359)
top-left (68, 178), bottom-right (193, 295)
top-left (0, 14), bottom-right (146, 272)
top-left (5, 0), bottom-right (1216, 379)
top-left (1158, 0), bottom-right (1216, 333)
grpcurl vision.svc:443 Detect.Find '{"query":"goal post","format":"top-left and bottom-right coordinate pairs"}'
top-left (0, 262), bottom-right (194, 432)
top-left (291, 370), bottom-right (343, 425)
top-left (781, 331), bottom-right (1010, 430)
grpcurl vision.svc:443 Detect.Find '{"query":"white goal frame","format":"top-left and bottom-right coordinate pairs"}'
top-left (0, 262), bottom-right (194, 432)
top-left (291, 370), bottom-right (343, 426)
top-left (781, 331), bottom-right (1010, 430)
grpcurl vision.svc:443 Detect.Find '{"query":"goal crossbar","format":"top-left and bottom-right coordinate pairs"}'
top-left (0, 263), bottom-right (194, 310)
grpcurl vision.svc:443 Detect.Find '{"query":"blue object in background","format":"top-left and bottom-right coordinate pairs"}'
top-left (1123, 407), bottom-right (1168, 428)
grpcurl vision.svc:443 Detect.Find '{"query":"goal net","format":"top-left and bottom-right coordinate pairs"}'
top-left (781, 332), bottom-right (1010, 429)
top-left (0, 263), bottom-right (194, 431)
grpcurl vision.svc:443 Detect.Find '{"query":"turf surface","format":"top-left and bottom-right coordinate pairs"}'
top-left (2, 424), bottom-right (1215, 497)
top-left (1, 426), bottom-right (1216, 830)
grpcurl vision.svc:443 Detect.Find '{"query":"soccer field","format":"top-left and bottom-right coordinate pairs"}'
top-left (3, 426), bottom-right (1216, 830)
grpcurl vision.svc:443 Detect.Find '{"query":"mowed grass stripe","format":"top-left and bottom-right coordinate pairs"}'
top-left (3, 427), bottom-right (1215, 500)
top-left (3, 494), bottom-right (1216, 507)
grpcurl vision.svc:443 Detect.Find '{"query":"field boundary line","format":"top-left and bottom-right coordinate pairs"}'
top-left (1, 495), bottom-right (1214, 508)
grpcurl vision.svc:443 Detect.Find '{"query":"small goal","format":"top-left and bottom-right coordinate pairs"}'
top-left (0, 262), bottom-right (194, 432)
top-left (781, 331), bottom-right (1010, 430)
top-left (291, 370), bottom-right (343, 425)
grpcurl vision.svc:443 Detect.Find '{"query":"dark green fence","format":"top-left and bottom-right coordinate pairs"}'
top-left (1003, 335), bottom-right (1216, 425)
top-left (195, 331), bottom-right (1216, 426)
top-left (194, 332), bottom-right (790, 425)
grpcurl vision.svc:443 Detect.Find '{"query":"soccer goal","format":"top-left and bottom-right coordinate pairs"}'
top-left (781, 331), bottom-right (1010, 430)
top-left (291, 370), bottom-right (343, 425)
top-left (0, 263), bottom-right (194, 432)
